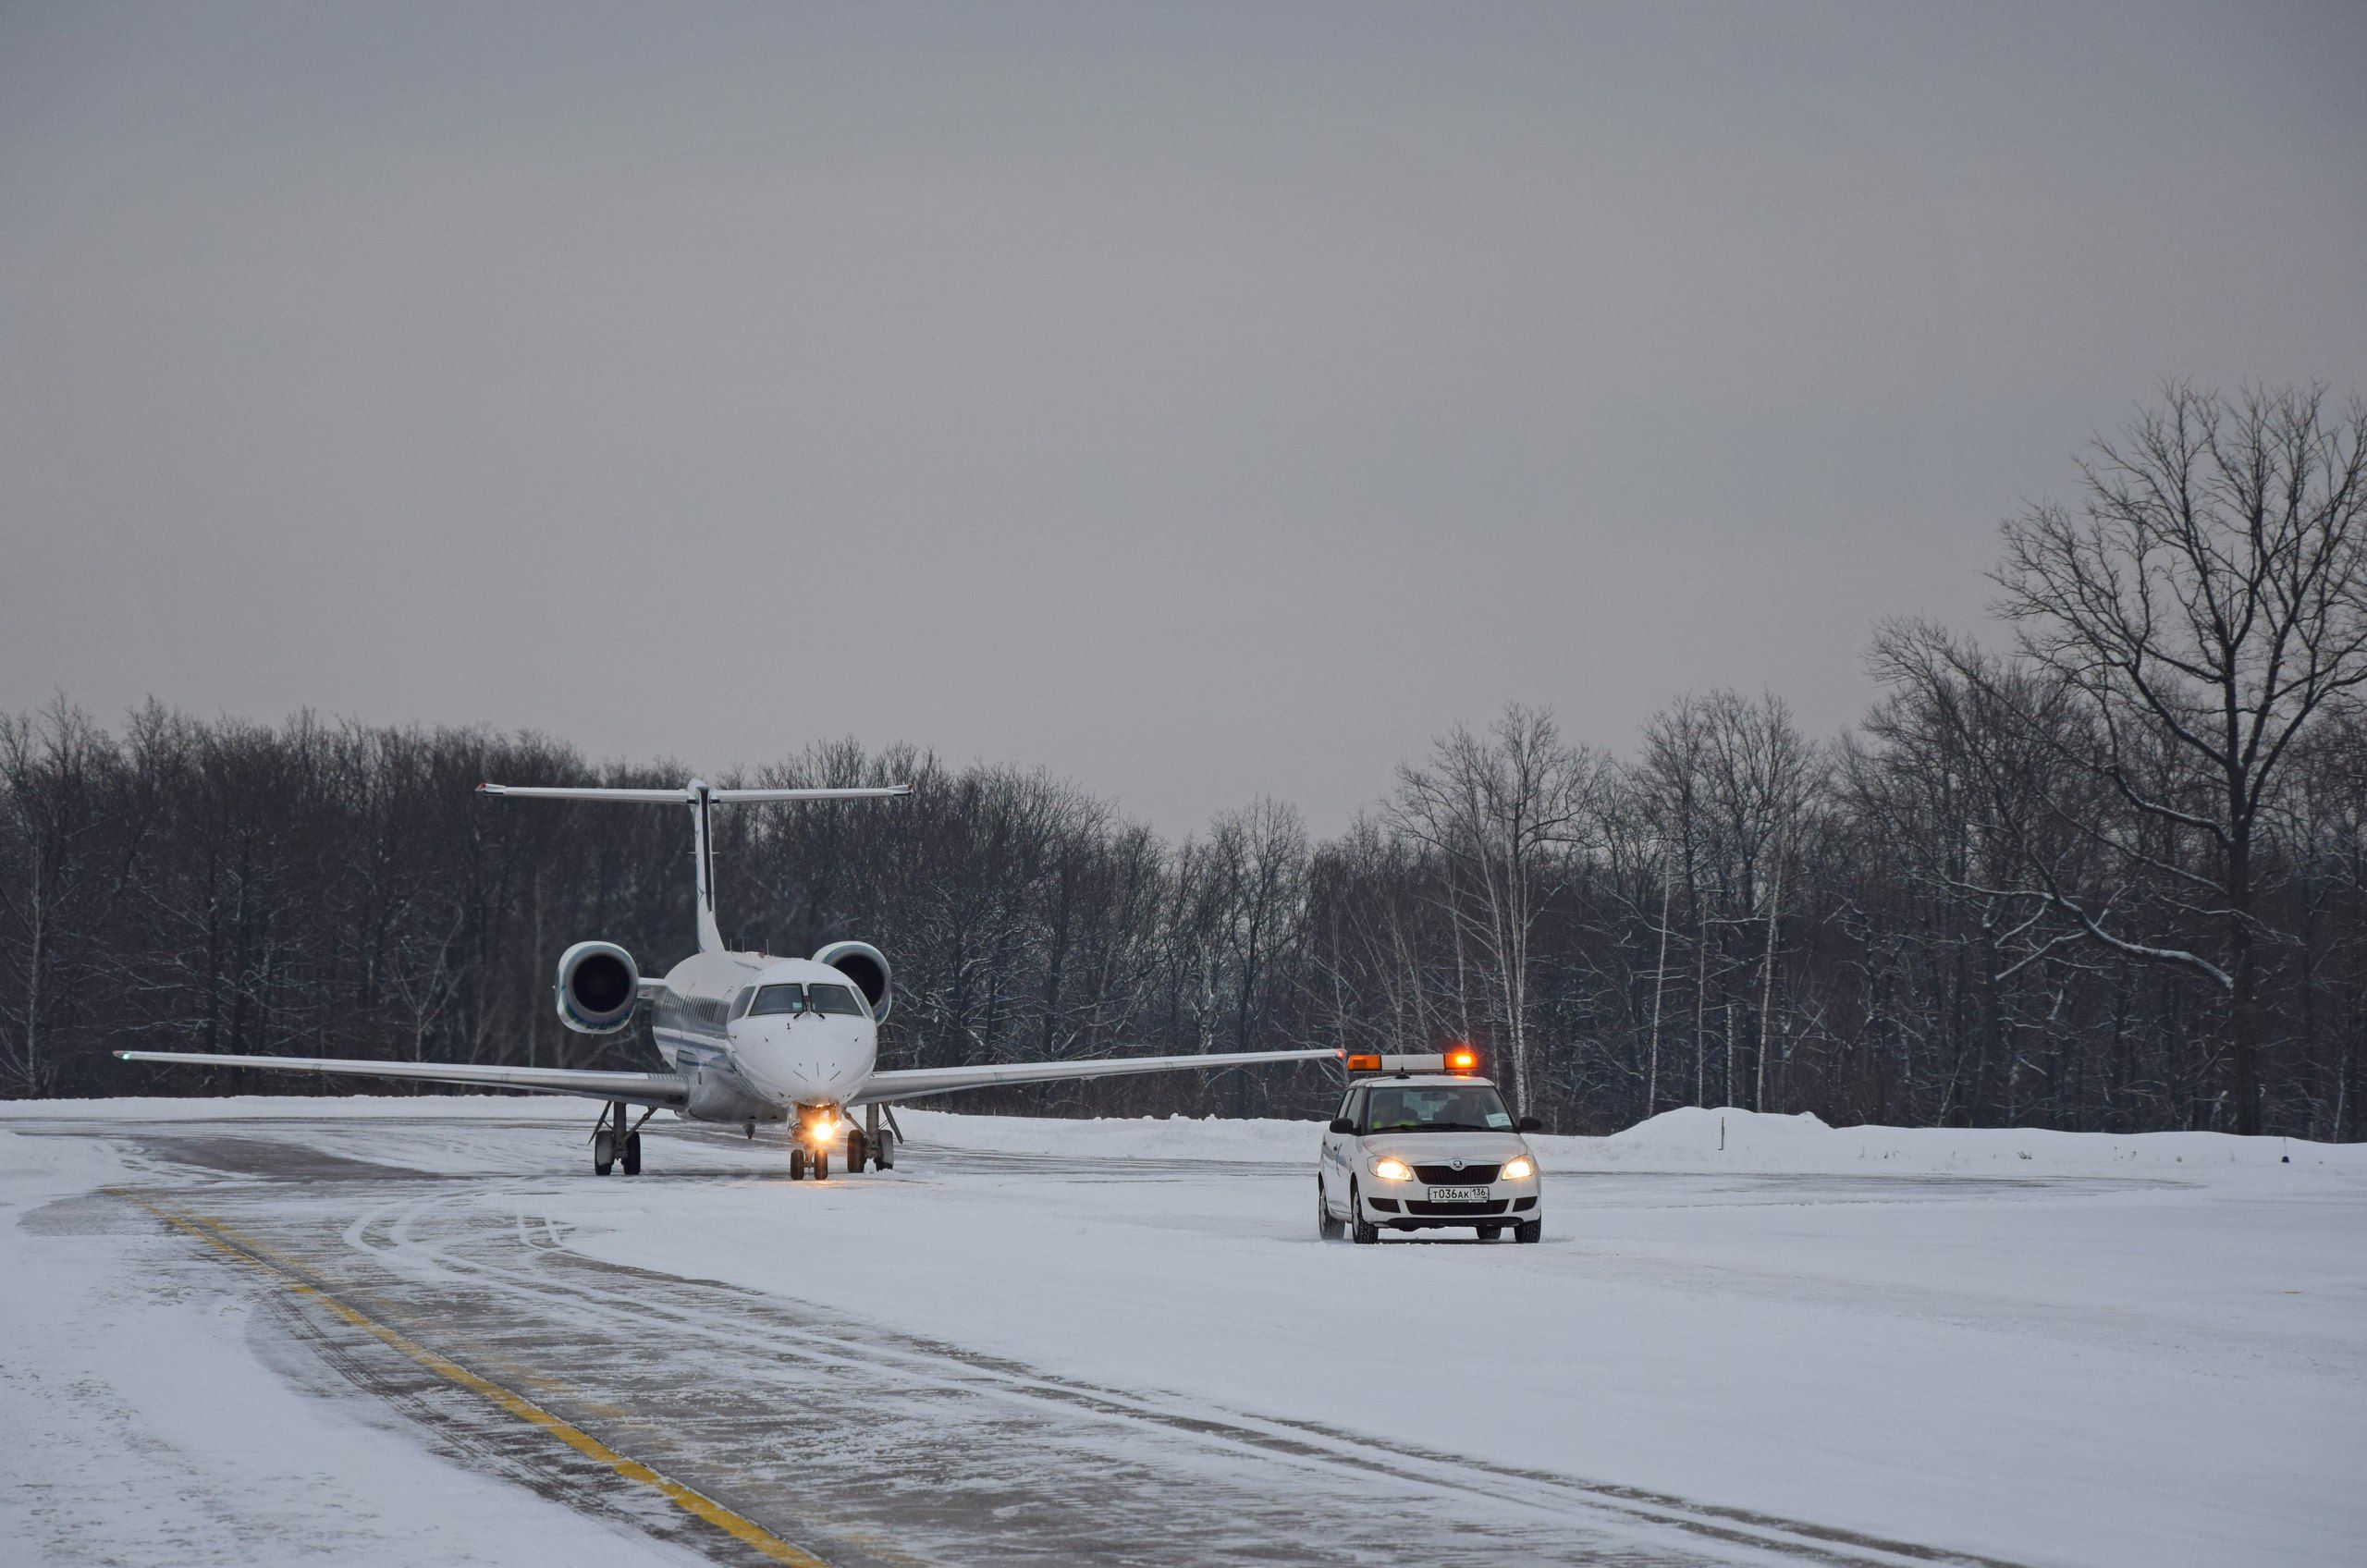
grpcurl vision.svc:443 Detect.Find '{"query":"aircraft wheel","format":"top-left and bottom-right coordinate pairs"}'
top-left (1514, 1219), bottom-right (1542, 1244)
top-left (874, 1131), bottom-right (894, 1170)
top-left (845, 1130), bottom-right (868, 1173)
top-left (790, 1145), bottom-right (807, 1181)
top-left (621, 1131), bottom-right (642, 1176)
top-left (593, 1129), bottom-right (616, 1176)
top-left (814, 1151), bottom-right (829, 1182)
top-left (1348, 1182), bottom-right (1379, 1245)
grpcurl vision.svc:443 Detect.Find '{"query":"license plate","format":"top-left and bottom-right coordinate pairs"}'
top-left (1427, 1185), bottom-right (1487, 1203)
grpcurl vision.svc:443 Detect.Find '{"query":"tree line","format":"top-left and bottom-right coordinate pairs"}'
top-left (6, 385), bottom-right (2364, 1138)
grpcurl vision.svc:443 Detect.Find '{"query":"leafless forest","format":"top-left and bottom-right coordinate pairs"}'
top-left (8, 387), bottom-right (2366, 1137)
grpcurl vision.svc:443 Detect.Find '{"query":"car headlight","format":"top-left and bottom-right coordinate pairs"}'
top-left (1500, 1155), bottom-right (1535, 1181)
top-left (1370, 1156), bottom-right (1413, 1182)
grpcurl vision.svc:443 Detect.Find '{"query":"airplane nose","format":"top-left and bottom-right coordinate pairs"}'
top-left (729, 1018), bottom-right (871, 1102)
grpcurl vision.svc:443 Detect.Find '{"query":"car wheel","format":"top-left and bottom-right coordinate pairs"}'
top-left (1514, 1219), bottom-right (1542, 1244)
top-left (1349, 1182), bottom-right (1380, 1245)
top-left (1317, 1180), bottom-right (1343, 1241)
top-left (1475, 1223), bottom-right (1502, 1241)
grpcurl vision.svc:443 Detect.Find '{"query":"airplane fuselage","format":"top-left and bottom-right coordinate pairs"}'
top-left (651, 951), bottom-right (877, 1127)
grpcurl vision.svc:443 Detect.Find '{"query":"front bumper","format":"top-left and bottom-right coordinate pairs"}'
top-left (1358, 1180), bottom-right (1539, 1229)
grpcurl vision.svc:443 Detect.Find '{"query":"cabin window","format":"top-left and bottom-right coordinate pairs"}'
top-left (747, 984), bottom-right (807, 1016)
top-left (805, 983), bottom-right (865, 1017)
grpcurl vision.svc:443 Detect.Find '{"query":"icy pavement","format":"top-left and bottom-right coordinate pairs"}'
top-left (3, 1100), bottom-right (2361, 1568)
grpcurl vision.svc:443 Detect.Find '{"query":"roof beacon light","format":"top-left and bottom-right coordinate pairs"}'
top-left (1345, 1051), bottom-right (1472, 1077)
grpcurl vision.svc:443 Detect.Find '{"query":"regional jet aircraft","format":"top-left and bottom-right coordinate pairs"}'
top-left (118, 780), bottom-right (1332, 1177)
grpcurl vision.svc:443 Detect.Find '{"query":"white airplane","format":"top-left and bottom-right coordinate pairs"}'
top-left (118, 779), bottom-right (1334, 1178)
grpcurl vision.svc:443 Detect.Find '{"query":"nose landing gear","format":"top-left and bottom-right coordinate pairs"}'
top-left (789, 1105), bottom-right (895, 1180)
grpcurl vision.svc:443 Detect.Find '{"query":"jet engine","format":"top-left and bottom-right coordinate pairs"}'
top-left (813, 939), bottom-right (892, 1023)
top-left (555, 940), bottom-right (641, 1034)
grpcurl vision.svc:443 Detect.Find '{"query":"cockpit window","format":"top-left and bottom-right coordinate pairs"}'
top-left (747, 984), bottom-right (807, 1016)
top-left (730, 987), bottom-right (754, 1020)
top-left (805, 983), bottom-right (865, 1017)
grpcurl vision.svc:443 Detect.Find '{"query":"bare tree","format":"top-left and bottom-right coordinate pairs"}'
top-left (1202, 798), bottom-right (1311, 1112)
top-left (0, 701), bottom-right (144, 1096)
top-left (1986, 385), bottom-right (2367, 1133)
top-left (1390, 704), bottom-right (1601, 1114)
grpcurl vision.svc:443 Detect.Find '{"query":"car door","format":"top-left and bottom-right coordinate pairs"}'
top-left (1324, 1085), bottom-right (1365, 1204)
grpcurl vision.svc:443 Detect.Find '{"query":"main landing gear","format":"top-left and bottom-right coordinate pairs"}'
top-left (591, 1100), bottom-right (645, 1176)
top-left (845, 1103), bottom-right (897, 1173)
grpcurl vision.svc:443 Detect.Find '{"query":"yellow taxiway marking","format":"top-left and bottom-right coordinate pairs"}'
top-left (115, 1190), bottom-right (833, 1568)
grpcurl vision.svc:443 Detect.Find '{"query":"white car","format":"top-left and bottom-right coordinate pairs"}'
top-left (1317, 1058), bottom-right (1543, 1243)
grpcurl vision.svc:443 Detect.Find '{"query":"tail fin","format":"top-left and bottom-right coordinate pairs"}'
top-left (479, 779), bottom-right (914, 954)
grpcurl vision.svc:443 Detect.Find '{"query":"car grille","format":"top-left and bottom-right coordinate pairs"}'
top-left (1406, 1199), bottom-right (1510, 1217)
top-left (1413, 1162), bottom-right (1502, 1184)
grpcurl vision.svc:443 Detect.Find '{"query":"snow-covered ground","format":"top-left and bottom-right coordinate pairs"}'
top-left (3, 1097), bottom-right (2361, 1567)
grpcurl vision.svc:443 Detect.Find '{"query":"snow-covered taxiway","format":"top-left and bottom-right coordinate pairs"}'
top-left (4, 1099), bottom-right (2361, 1568)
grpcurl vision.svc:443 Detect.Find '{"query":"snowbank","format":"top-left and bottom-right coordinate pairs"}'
top-left (890, 1101), bottom-right (2366, 1175)
top-left (10, 1095), bottom-right (2353, 1177)
top-left (1589, 1105), bottom-right (2366, 1174)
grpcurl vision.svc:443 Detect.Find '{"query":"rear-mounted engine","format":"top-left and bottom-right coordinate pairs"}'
top-left (812, 939), bottom-right (892, 1023)
top-left (555, 940), bottom-right (640, 1033)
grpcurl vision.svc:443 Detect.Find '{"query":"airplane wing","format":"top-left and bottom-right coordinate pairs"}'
top-left (851, 1047), bottom-right (1338, 1106)
top-left (114, 1051), bottom-right (687, 1109)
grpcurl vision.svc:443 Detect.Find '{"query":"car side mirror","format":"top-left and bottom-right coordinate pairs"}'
top-left (1515, 1116), bottom-right (1543, 1133)
top-left (1327, 1117), bottom-right (1356, 1135)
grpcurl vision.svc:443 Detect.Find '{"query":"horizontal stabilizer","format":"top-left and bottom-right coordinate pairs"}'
top-left (479, 777), bottom-right (913, 953)
top-left (477, 783), bottom-right (912, 803)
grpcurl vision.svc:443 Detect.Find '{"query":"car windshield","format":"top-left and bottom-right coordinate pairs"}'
top-left (746, 984), bottom-right (807, 1016)
top-left (805, 983), bottom-right (865, 1017)
top-left (1364, 1084), bottom-right (1513, 1133)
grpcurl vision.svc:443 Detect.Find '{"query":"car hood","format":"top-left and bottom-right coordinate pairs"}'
top-left (1362, 1130), bottom-right (1531, 1165)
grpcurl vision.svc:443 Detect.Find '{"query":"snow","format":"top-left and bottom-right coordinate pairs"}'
top-left (4, 1096), bottom-right (2362, 1567)
top-left (0, 1111), bottom-right (705, 1568)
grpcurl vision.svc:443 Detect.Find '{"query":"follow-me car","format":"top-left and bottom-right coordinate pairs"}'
top-left (1318, 1049), bottom-right (1543, 1243)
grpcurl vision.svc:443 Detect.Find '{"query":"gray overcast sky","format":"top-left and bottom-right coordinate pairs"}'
top-left (4, 3), bottom-right (2363, 836)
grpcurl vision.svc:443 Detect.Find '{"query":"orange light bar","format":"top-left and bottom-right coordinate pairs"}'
top-left (1345, 1053), bottom-right (1382, 1072)
top-left (1445, 1046), bottom-right (1478, 1074)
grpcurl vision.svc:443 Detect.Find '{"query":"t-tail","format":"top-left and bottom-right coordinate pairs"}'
top-left (474, 778), bottom-right (914, 952)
